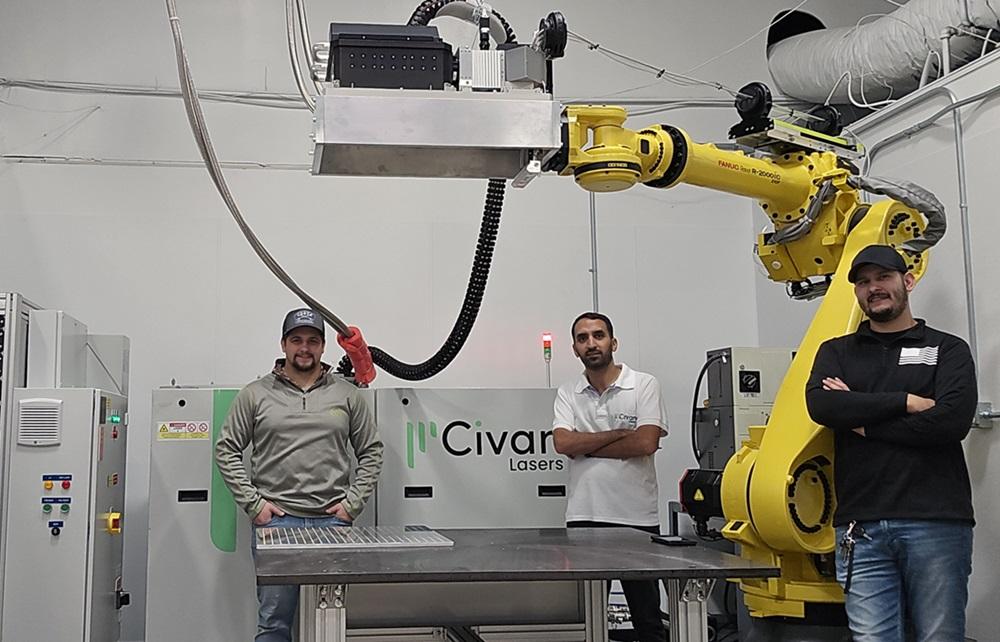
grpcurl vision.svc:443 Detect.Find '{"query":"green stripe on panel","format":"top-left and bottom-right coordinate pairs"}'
top-left (210, 389), bottom-right (240, 552)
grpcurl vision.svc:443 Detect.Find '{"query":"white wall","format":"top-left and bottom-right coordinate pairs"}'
top-left (0, 2), bottom-right (893, 640)
top-left (759, 52), bottom-right (1000, 640)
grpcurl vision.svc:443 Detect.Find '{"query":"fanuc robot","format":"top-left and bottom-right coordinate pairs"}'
top-left (552, 86), bottom-right (944, 629)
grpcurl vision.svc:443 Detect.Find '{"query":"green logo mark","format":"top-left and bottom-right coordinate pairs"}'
top-left (406, 421), bottom-right (438, 469)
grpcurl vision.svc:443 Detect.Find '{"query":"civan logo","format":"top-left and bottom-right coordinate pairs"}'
top-left (405, 419), bottom-right (564, 472)
top-left (406, 420), bottom-right (440, 469)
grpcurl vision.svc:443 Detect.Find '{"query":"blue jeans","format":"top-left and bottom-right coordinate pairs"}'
top-left (251, 514), bottom-right (351, 642)
top-left (834, 519), bottom-right (972, 642)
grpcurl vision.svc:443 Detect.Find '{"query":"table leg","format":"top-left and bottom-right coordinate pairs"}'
top-left (582, 579), bottom-right (608, 642)
top-left (666, 578), bottom-right (714, 642)
top-left (309, 584), bottom-right (346, 642)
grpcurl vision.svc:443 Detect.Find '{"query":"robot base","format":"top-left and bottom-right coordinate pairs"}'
top-left (741, 603), bottom-right (850, 642)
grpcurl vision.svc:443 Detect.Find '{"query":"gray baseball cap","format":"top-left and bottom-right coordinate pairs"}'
top-left (282, 308), bottom-right (325, 339)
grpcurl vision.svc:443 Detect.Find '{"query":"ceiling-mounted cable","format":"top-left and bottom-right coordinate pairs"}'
top-left (294, 0), bottom-right (323, 96)
top-left (166, 0), bottom-right (347, 334)
top-left (285, 0), bottom-right (316, 112)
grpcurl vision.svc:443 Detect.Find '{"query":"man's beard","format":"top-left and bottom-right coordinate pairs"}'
top-left (582, 349), bottom-right (612, 370)
top-left (289, 355), bottom-right (317, 372)
top-left (863, 287), bottom-right (908, 323)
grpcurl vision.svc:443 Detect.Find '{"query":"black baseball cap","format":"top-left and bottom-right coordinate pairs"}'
top-left (847, 244), bottom-right (908, 283)
top-left (281, 308), bottom-right (325, 339)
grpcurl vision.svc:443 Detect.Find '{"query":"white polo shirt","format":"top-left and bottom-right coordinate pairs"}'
top-left (552, 363), bottom-right (668, 527)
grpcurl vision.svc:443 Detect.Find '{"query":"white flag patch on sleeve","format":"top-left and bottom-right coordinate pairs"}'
top-left (899, 346), bottom-right (939, 365)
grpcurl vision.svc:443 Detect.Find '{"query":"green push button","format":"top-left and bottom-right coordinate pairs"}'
top-left (60, 504), bottom-right (70, 513)
top-left (42, 504), bottom-right (53, 513)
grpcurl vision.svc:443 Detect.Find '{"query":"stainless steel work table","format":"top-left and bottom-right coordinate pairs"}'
top-left (254, 527), bottom-right (779, 642)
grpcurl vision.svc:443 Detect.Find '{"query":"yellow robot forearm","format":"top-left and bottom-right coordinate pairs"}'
top-left (560, 104), bottom-right (864, 286)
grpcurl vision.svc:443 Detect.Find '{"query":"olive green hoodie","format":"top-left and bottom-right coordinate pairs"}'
top-left (215, 361), bottom-right (383, 518)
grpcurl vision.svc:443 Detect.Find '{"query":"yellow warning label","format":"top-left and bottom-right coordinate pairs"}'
top-left (157, 420), bottom-right (211, 441)
top-left (694, 489), bottom-right (705, 502)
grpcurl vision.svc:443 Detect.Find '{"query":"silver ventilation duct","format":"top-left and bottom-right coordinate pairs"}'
top-left (767, 2), bottom-right (999, 108)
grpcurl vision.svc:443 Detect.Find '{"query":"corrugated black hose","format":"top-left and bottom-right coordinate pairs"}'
top-left (407, 0), bottom-right (517, 43)
top-left (339, 179), bottom-right (506, 380)
top-left (337, 3), bottom-right (515, 381)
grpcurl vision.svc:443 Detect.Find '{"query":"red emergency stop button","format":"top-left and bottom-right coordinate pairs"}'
top-left (62, 480), bottom-right (71, 490)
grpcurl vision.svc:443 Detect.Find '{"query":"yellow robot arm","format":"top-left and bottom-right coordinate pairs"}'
top-left (559, 103), bottom-right (936, 618)
top-left (559, 104), bottom-right (891, 292)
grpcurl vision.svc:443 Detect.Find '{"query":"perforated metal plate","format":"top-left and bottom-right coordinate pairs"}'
top-left (255, 525), bottom-right (454, 550)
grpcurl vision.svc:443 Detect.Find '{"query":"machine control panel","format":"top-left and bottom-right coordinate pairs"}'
top-left (40, 474), bottom-right (74, 521)
top-left (41, 497), bottom-right (72, 513)
top-left (42, 473), bottom-right (73, 489)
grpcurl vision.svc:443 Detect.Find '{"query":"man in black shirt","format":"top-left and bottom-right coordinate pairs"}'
top-left (806, 244), bottom-right (977, 642)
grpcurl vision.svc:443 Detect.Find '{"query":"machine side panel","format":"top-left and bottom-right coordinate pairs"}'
top-left (85, 336), bottom-right (131, 398)
top-left (699, 348), bottom-right (792, 469)
top-left (146, 388), bottom-right (256, 642)
top-left (375, 388), bottom-right (567, 528)
top-left (87, 391), bottom-right (127, 642)
top-left (27, 310), bottom-right (88, 389)
top-left (0, 293), bottom-right (37, 632)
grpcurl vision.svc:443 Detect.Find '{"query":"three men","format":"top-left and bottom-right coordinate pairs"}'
top-left (806, 244), bottom-right (977, 641)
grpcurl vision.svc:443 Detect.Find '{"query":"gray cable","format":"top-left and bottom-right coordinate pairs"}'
top-left (165, 0), bottom-right (350, 336)
top-left (294, 0), bottom-right (322, 95)
top-left (863, 82), bottom-right (1000, 172)
top-left (846, 175), bottom-right (947, 252)
top-left (566, 30), bottom-right (824, 126)
top-left (1, 154), bottom-right (311, 170)
top-left (1, 77), bottom-right (307, 109)
top-left (286, 0), bottom-right (316, 112)
top-left (772, 179), bottom-right (836, 244)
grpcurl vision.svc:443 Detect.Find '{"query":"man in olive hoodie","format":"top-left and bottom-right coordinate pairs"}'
top-left (216, 308), bottom-right (383, 642)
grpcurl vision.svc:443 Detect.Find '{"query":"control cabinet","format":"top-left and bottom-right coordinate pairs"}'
top-left (1, 388), bottom-right (128, 642)
top-left (695, 347), bottom-right (793, 468)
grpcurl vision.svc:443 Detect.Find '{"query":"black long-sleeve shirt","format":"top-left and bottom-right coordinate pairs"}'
top-left (805, 320), bottom-right (976, 526)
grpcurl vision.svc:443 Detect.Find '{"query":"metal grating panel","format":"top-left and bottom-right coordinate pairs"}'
top-left (255, 525), bottom-right (453, 550)
top-left (16, 398), bottom-right (63, 446)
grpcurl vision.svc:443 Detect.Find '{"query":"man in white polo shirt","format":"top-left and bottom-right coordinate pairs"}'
top-left (552, 311), bottom-right (669, 642)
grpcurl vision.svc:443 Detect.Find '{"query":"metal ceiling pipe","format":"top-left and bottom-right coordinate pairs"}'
top-left (864, 85), bottom-right (992, 362)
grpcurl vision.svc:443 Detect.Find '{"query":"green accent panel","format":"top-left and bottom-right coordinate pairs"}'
top-left (407, 422), bottom-right (415, 469)
top-left (210, 389), bottom-right (240, 553)
top-left (418, 422), bottom-right (426, 453)
top-left (430, 421), bottom-right (437, 438)
top-left (773, 119), bottom-right (853, 147)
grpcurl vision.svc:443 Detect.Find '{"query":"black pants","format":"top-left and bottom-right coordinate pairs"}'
top-left (567, 520), bottom-right (666, 642)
